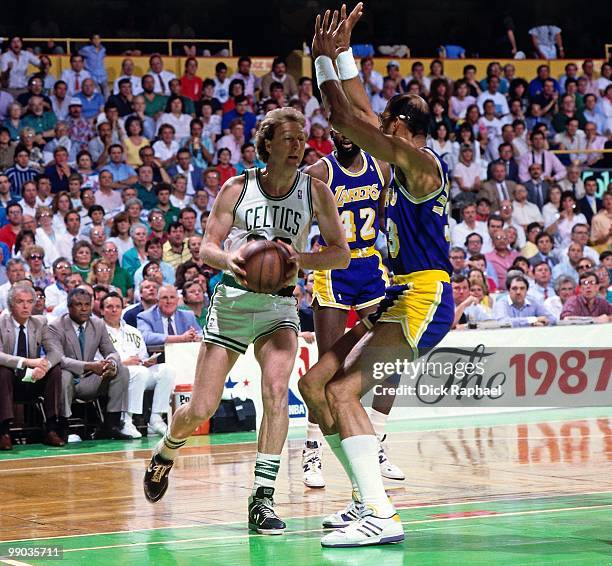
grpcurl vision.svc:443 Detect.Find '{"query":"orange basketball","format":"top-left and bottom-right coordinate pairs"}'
top-left (241, 240), bottom-right (292, 294)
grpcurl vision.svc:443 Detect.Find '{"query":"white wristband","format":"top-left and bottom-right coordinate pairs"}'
top-left (315, 55), bottom-right (339, 88)
top-left (336, 48), bottom-right (359, 80)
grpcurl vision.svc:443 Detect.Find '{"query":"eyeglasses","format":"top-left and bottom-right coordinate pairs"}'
top-left (103, 249), bottom-right (118, 254)
top-left (577, 263), bottom-right (592, 270)
top-left (96, 267), bottom-right (111, 273)
top-left (38, 212), bottom-right (51, 218)
top-left (29, 255), bottom-right (43, 261)
top-left (494, 235), bottom-right (507, 241)
top-left (574, 230), bottom-right (589, 235)
top-left (581, 280), bottom-right (598, 286)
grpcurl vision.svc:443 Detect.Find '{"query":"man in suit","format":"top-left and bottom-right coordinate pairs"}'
top-left (529, 232), bottom-right (560, 269)
top-left (524, 163), bottom-right (550, 210)
top-left (0, 285), bottom-right (65, 450)
top-left (49, 288), bottom-right (134, 440)
top-left (486, 143), bottom-right (519, 182)
top-left (137, 284), bottom-right (201, 348)
top-left (478, 162), bottom-right (517, 213)
top-left (578, 177), bottom-right (603, 226)
top-left (166, 148), bottom-right (204, 198)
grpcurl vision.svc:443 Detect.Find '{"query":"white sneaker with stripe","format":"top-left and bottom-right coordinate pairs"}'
top-left (321, 511), bottom-right (405, 547)
top-left (321, 491), bottom-right (365, 528)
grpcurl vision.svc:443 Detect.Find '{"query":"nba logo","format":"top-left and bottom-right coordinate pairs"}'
top-left (297, 189), bottom-right (303, 199)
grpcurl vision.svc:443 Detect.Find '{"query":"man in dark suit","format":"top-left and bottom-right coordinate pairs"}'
top-left (137, 284), bottom-right (201, 348)
top-left (478, 162), bottom-right (517, 213)
top-left (529, 232), bottom-right (560, 269)
top-left (49, 288), bottom-right (133, 439)
top-left (0, 284), bottom-right (65, 450)
top-left (578, 177), bottom-right (603, 226)
top-left (487, 143), bottom-right (519, 182)
top-left (524, 163), bottom-right (550, 210)
top-left (166, 148), bottom-right (204, 197)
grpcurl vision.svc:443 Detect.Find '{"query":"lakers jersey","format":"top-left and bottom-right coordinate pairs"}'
top-left (318, 150), bottom-right (385, 250)
top-left (385, 147), bottom-right (452, 275)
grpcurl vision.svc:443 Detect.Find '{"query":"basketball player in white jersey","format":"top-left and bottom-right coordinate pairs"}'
top-left (144, 108), bottom-right (350, 535)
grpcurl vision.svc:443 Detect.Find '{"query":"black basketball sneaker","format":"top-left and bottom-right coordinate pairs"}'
top-left (143, 454), bottom-right (174, 503)
top-left (248, 487), bottom-right (286, 534)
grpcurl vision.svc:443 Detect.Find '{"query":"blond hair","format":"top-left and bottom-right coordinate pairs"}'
top-left (255, 107), bottom-right (305, 163)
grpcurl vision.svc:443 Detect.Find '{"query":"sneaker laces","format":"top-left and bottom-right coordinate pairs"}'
top-left (378, 435), bottom-right (389, 465)
top-left (151, 462), bottom-right (171, 483)
top-left (302, 446), bottom-right (322, 473)
top-left (253, 497), bottom-right (278, 520)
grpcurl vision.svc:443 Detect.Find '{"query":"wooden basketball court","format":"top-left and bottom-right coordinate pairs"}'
top-left (1, 407), bottom-right (611, 565)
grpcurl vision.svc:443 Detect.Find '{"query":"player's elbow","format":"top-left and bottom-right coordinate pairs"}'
top-left (336, 244), bottom-right (351, 269)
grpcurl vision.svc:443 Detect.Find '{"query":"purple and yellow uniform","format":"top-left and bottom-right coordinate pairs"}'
top-left (366, 147), bottom-right (454, 355)
top-left (312, 150), bottom-right (388, 310)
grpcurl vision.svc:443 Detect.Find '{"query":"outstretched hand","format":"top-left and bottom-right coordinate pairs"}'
top-left (312, 9), bottom-right (340, 59)
top-left (335, 3), bottom-right (364, 53)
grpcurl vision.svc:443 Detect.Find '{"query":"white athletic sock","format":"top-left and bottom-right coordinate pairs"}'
top-left (252, 452), bottom-right (281, 495)
top-left (306, 421), bottom-right (324, 444)
top-left (368, 408), bottom-right (389, 438)
top-left (324, 433), bottom-right (360, 496)
top-left (341, 435), bottom-right (395, 517)
top-left (154, 431), bottom-right (187, 462)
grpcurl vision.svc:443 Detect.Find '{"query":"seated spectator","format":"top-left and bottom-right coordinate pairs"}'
top-left (122, 116), bottom-right (149, 168)
top-left (528, 261), bottom-right (556, 303)
top-left (529, 232), bottom-right (559, 269)
top-left (162, 222), bottom-right (191, 268)
top-left (214, 148), bottom-right (237, 186)
top-left (467, 268), bottom-right (495, 308)
top-left (577, 177), bottom-right (603, 226)
top-left (560, 271), bottom-right (612, 323)
top-left (487, 142), bottom-right (519, 183)
top-left (180, 57), bottom-right (203, 102)
top-left (107, 78), bottom-right (133, 118)
top-left (6, 148), bottom-right (38, 198)
top-left (101, 292), bottom-right (174, 438)
top-left (541, 184), bottom-right (562, 228)
top-left (178, 207), bottom-right (198, 239)
top-left (485, 229), bottom-right (520, 284)
top-left (518, 131), bottom-right (567, 184)
top-left (559, 223), bottom-right (599, 264)
top-left (451, 274), bottom-right (488, 328)
top-left (552, 245), bottom-right (590, 283)
top-left (217, 119), bottom-right (245, 164)
top-left (545, 191), bottom-right (587, 248)
top-left (90, 258), bottom-right (121, 295)
top-left (100, 242), bottom-right (133, 300)
top-left (100, 145), bottom-right (137, 189)
top-left (71, 240), bottom-right (93, 280)
top-left (583, 121), bottom-right (606, 167)
top-left (18, 180), bottom-right (39, 217)
top-left (21, 96), bottom-right (57, 141)
top-left (156, 95), bottom-right (191, 140)
top-left (179, 279), bottom-right (208, 329)
top-left (222, 94), bottom-right (257, 137)
top-left (133, 239), bottom-right (175, 290)
top-left (133, 164), bottom-right (158, 211)
top-left (23, 245), bottom-right (52, 289)
top-left (554, 118), bottom-right (587, 165)
top-left (590, 191), bottom-right (612, 254)
top-left (137, 284), bottom-right (201, 347)
top-left (152, 124), bottom-right (179, 168)
top-left (107, 211), bottom-right (132, 260)
top-left (0, 284), bottom-right (65, 450)
top-left (493, 274), bottom-right (555, 327)
top-left (464, 232), bottom-right (484, 257)
top-left (121, 223), bottom-right (148, 279)
top-left (113, 58), bottom-right (142, 96)
top-left (544, 276), bottom-right (576, 321)
top-left (235, 142), bottom-right (265, 174)
top-left (155, 184), bottom-right (180, 228)
top-left (524, 163), bottom-right (549, 211)
top-left (449, 80), bottom-right (476, 121)
top-left (307, 123), bottom-right (333, 159)
top-left (449, 247), bottom-right (469, 277)
top-left (521, 222), bottom-right (543, 258)
top-left (75, 78), bottom-right (105, 121)
top-left (479, 161), bottom-right (516, 213)
top-left (427, 122), bottom-right (458, 174)
top-left (512, 184), bottom-right (544, 229)
top-left (50, 288), bottom-right (133, 439)
top-left (260, 57), bottom-right (297, 99)
top-left (167, 148), bottom-right (204, 197)
top-left (123, 279), bottom-right (160, 328)
top-left (0, 259), bottom-right (27, 311)
top-left (499, 200), bottom-right (526, 249)
top-left (180, 118), bottom-right (214, 170)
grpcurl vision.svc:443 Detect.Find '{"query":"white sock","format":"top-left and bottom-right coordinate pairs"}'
top-left (368, 408), bottom-right (389, 438)
top-left (324, 433), bottom-right (360, 496)
top-left (306, 420), bottom-right (324, 444)
top-left (253, 452), bottom-right (281, 495)
top-left (341, 435), bottom-right (395, 517)
top-left (123, 412), bottom-right (133, 425)
top-left (154, 431), bottom-right (186, 462)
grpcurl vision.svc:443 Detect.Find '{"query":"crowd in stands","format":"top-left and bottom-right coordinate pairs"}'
top-left (0, 34), bottom-right (610, 448)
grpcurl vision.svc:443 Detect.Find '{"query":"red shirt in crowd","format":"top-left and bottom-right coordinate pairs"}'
top-left (215, 163), bottom-right (237, 186)
top-left (307, 138), bottom-right (334, 156)
top-left (180, 75), bottom-right (203, 102)
top-left (0, 225), bottom-right (18, 251)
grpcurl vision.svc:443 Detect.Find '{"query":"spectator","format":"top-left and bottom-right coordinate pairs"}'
top-left (180, 57), bottom-right (202, 102)
top-left (451, 203), bottom-right (487, 249)
top-left (451, 274), bottom-right (486, 328)
top-left (0, 259), bottom-right (27, 310)
top-left (518, 131), bottom-right (566, 184)
top-left (427, 122), bottom-right (458, 174)
top-left (476, 76), bottom-right (509, 117)
top-left (75, 78), bottom-right (105, 122)
top-left (167, 148), bottom-right (204, 197)
top-left (235, 142), bottom-right (265, 174)
top-left (560, 223), bottom-right (600, 264)
top-left (584, 121), bottom-right (606, 167)
top-left (0, 284), bottom-right (65, 450)
top-left (18, 180), bottom-right (39, 217)
top-left (156, 95), bottom-right (191, 140)
top-left (1, 37), bottom-right (41, 93)
top-left (521, 222), bottom-right (543, 258)
top-left (45, 147), bottom-right (76, 193)
top-left (141, 74), bottom-right (167, 119)
top-left (260, 57), bottom-right (297, 99)
top-left (133, 165), bottom-right (158, 211)
top-left (180, 118), bottom-right (214, 170)
top-left (137, 284), bottom-right (201, 347)
top-left (479, 161), bottom-right (516, 212)
top-left (493, 274), bottom-right (555, 327)
top-left (560, 271), bottom-right (612, 322)
top-left (179, 279), bottom-right (208, 329)
top-left (101, 145), bottom-right (138, 189)
top-left (528, 261), bottom-right (556, 303)
top-left (23, 245), bottom-right (52, 289)
top-left (89, 225), bottom-right (107, 258)
top-left (554, 118), bottom-right (587, 164)
top-left (122, 116), bottom-right (149, 168)
top-left (90, 258), bottom-right (121, 294)
top-left (113, 58), bottom-right (142, 96)
top-left (229, 56), bottom-right (259, 100)
top-left (214, 148), bottom-right (237, 186)
top-left (6, 148), bottom-right (38, 198)
top-left (371, 77), bottom-right (397, 115)
top-left (49, 288), bottom-right (133, 439)
top-left (524, 163), bottom-right (549, 210)
top-left (485, 229), bottom-right (519, 284)
top-left (148, 54), bottom-right (176, 96)
top-left (449, 80), bottom-right (476, 121)
top-left (577, 177), bottom-right (603, 226)
top-left (499, 201), bottom-right (526, 248)
top-left (101, 292), bottom-right (174, 437)
top-left (512, 184), bottom-right (544, 228)
top-left (99, 241), bottom-right (133, 303)
top-left (541, 184), bottom-right (563, 227)
top-left (60, 54), bottom-right (91, 97)
top-left (552, 243), bottom-right (587, 283)
top-left (121, 223), bottom-right (148, 279)
top-left (544, 276), bottom-right (576, 321)
top-left (155, 184), bottom-right (180, 228)
top-left (0, 203), bottom-right (23, 250)
top-left (162, 222), bottom-right (190, 268)
top-left (212, 62), bottom-right (231, 103)
top-left (123, 279), bottom-right (160, 329)
top-left (545, 191), bottom-right (587, 248)
top-left (590, 191), bottom-right (612, 254)
top-left (529, 232), bottom-right (559, 269)
top-left (449, 247), bottom-right (469, 277)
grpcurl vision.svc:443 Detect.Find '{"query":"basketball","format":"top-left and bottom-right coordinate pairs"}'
top-left (241, 240), bottom-right (292, 293)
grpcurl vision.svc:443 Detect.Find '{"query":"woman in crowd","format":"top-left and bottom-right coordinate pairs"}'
top-left (508, 78), bottom-right (530, 112)
top-left (3, 103), bottom-right (23, 141)
top-left (463, 104), bottom-right (481, 138)
top-left (511, 256), bottom-right (534, 280)
top-left (35, 206), bottom-right (60, 264)
top-left (545, 191), bottom-right (587, 247)
top-left (180, 118), bottom-right (215, 170)
top-left (506, 225), bottom-right (521, 252)
top-left (449, 80), bottom-right (476, 122)
top-left (13, 230), bottom-right (35, 259)
top-left (71, 240), bottom-right (94, 280)
top-left (156, 95), bottom-right (192, 140)
top-left (90, 257), bottom-right (121, 295)
top-left (542, 184), bottom-right (563, 227)
top-left (125, 198), bottom-right (144, 225)
top-left (468, 268), bottom-right (495, 308)
top-left (108, 211), bottom-right (133, 261)
top-left (214, 148), bottom-right (236, 186)
top-left (75, 151), bottom-right (99, 191)
top-left (307, 122), bottom-right (333, 158)
top-left (456, 122), bottom-right (482, 162)
top-left (51, 191), bottom-right (72, 234)
top-left (23, 245), bottom-right (53, 289)
top-left (122, 116), bottom-right (149, 167)
top-left (222, 79), bottom-right (247, 114)
top-left (427, 122), bottom-right (459, 173)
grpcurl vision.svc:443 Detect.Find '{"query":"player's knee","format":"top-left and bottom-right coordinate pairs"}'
top-left (325, 379), bottom-right (352, 407)
top-left (186, 400), bottom-right (212, 423)
top-left (261, 380), bottom-right (288, 407)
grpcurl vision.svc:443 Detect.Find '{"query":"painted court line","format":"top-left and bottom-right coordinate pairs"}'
top-left (1, 411), bottom-right (608, 463)
top-left (2, 491), bottom-right (611, 545)
top-left (56, 504), bottom-right (612, 554)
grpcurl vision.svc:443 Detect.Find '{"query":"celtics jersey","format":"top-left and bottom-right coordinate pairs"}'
top-left (225, 167), bottom-right (314, 257)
